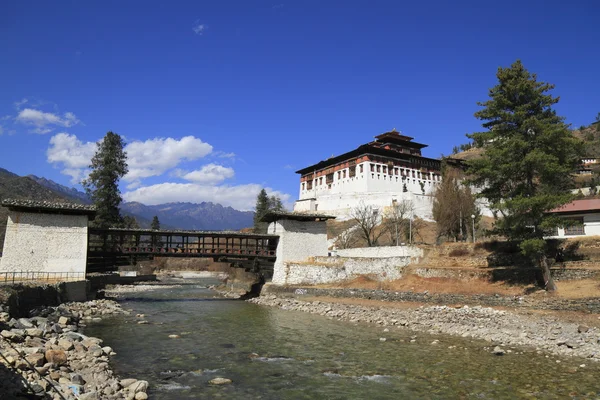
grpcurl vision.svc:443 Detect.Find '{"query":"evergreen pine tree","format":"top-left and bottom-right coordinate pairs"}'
top-left (253, 189), bottom-right (270, 233)
top-left (82, 131), bottom-right (128, 228)
top-left (151, 215), bottom-right (161, 230)
top-left (467, 60), bottom-right (582, 291)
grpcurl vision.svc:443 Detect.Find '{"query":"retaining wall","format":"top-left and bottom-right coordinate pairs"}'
top-left (275, 256), bottom-right (410, 286)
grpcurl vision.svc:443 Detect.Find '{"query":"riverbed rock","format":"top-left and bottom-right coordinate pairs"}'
top-left (492, 346), bottom-right (506, 355)
top-left (25, 352), bottom-right (46, 367)
top-left (45, 349), bottom-right (67, 366)
top-left (209, 377), bottom-right (233, 385)
top-left (135, 392), bottom-right (149, 400)
top-left (578, 325), bottom-right (590, 333)
top-left (128, 380), bottom-right (149, 393)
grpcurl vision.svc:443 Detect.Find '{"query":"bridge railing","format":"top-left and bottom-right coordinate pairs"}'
top-left (0, 271), bottom-right (86, 285)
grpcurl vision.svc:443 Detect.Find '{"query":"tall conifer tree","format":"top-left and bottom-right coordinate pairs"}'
top-left (467, 60), bottom-right (582, 291)
top-left (83, 131), bottom-right (128, 228)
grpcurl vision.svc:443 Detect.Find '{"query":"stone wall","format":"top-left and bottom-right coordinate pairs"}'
top-left (335, 245), bottom-right (423, 259)
top-left (270, 219), bottom-right (329, 284)
top-left (274, 256), bottom-right (410, 286)
top-left (0, 281), bottom-right (90, 318)
top-left (0, 211), bottom-right (88, 274)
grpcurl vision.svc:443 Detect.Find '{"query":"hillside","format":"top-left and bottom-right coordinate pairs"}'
top-left (27, 175), bottom-right (91, 204)
top-left (121, 201), bottom-right (254, 231)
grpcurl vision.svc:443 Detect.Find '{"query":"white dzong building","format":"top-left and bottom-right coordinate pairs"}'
top-left (293, 130), bottom-right (444, 219)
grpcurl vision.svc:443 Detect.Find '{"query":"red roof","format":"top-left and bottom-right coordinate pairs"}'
top-left (549, 199), bottom-right (600, 214)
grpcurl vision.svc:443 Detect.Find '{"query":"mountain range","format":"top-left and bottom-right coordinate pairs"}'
top-left (0, 167), bottom-right (255, 247)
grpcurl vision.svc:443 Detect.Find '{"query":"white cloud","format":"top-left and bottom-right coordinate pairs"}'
top-left (214, 151), bottom-right (236, 159)
top-left (14, 98), bottom-right (28, 108)
top-left (46, 133), bottom-right (96, 183)
top-left (16, 108), bottom-right (80, 134)
top-left (124, 183), bottom-right (291, 211)
top-left (125, 136), bottom-right (213, 181)
top-left (47, 133), bottom-right (215, 184)
top-left (181, 164), bottom-right (234, 184)
top-left (193, 21), bottom-right (206, 35)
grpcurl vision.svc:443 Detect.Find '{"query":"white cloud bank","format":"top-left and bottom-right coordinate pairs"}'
top-left (46, 132), bottom-right (292, 210)
top-left (125, 136), bottom-right (212, 181)
top-left (16, 108), bottom-right (80, 134)
top-left (123, 183), bottom-right (290, 211)
top-left (47, 133), bottom-right (96, 183)
top-left (180, 164), bottom-right (235, 184)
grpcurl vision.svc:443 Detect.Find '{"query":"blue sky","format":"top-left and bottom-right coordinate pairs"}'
top-left (1, 1), bottom-right (599, 210)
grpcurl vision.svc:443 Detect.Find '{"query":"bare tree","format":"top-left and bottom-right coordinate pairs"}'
top-left (432, 166), bottom-right (478, 242)
top-left (383, 200), bottom-right (414, 245)
top-left (350, 202), bottom-right (385, 247)
top-left (334, 226), bottom-right (359, 249)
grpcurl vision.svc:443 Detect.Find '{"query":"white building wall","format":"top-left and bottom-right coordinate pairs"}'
top-left (0, 211), bottom-right (89, 274)
top-left (552, 213), bottom-right (600, 238)
top-left (269, 219), bottom-right (329, 284)
top-left (296, 161), bottom-right (441, 220)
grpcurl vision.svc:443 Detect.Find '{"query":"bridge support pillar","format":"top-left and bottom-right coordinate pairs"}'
top-left (262, 212), bottom-right (336, 285)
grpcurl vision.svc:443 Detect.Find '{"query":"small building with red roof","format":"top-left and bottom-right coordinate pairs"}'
top-left (547, 199), bottom-right (600, 238)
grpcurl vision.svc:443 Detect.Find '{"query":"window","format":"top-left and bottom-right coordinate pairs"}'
top-left (383, 166), bottom-right (387, 174)
top-left (326, 173), bottom-right (334, 184)
top-left (343, 170), bottom-right (346, 178)
top-left (370, 164), bottom-right (375, 172)
top-left (359, 165), bottom-right (363, 173)
top-left (319, 177), bottom-right (323, 185)
top-left (412, 171), bottom-right (415, 178)
top-left (307, 180), bottom-right (313, 190)
top-left (376, 165), bottom-right (381, 173)
top-left (337, 171), bottom-right (341, 179)
top-left (564, 218), bottom-right (585, 236)
top-left (394, 168), bottom-right (398, 175)
top-left (302, 183), bottom-right (305, 190)
top-left (349, 165), bottom-right (356, 177)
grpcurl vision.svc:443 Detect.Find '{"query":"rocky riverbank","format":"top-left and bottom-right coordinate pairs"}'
top-left (0, 299), bottom-right (149, 399)
top-left (249, 295), bottom-right (600, 362)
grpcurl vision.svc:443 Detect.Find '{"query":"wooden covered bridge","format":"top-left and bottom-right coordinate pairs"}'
top-left (87, 228), bottom-right (279, 273)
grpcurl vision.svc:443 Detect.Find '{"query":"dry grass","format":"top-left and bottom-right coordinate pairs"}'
top-left (316, 274), bottom-right (525, 296)
top-left (314, 274), bottom-right (600, 299)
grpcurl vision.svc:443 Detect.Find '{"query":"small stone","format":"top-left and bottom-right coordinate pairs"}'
top-left (25, 328), bottom-right (44, 338)
top-left (168, 334), bottom-right (180, 339)
top-left (71, 373), bottom-right (86, 385)
top-left (578, 325), bottom-right (590, 333)
top-left (580, 364), bottom-right (586, 368)
top-left (137, 321), bottom-right (149, 325)
top-left (492, 346), bottom-right (506, 355)
top-left (58, 316), bottom-right (70, 326)
top-left (209, 377), bottom-right (232, 385)
top-left (26, 353), bottom-right (46, 367)
top-left (58, 338), bottom-right (74, 351)
top-left (135, 393), bottom-right (148, 400)
top-left (45, 349), bottom-right (67, 366)
top-left (379, 337), bottom-right (386, 342)
top-left (128, 380), bottom-right (148, 393)
top-left (120, 378), bottom-right (138, 388)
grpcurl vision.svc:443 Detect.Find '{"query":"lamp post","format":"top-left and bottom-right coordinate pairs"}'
top-left (471, 214), bottom-right (476, 243)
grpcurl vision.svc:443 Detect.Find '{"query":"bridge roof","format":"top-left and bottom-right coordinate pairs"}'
top-left (90, 227), bottom-right (278, 238)
top-left (261, 211), bottom-right (336, 222)
top-left (1, 199), bottom-right (97, 217)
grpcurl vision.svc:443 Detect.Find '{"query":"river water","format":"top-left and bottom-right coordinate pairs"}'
top-left (83, 279), bottom-right (600, 399)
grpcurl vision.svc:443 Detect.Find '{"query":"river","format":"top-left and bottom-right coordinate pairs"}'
top-left (83, 279), bottom-right (600, 399)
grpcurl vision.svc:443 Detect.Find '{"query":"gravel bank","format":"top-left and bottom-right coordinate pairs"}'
top-left (0, 299), bottom-right (149, 399)
top-left (249, 295), bottom-right (600, 362)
